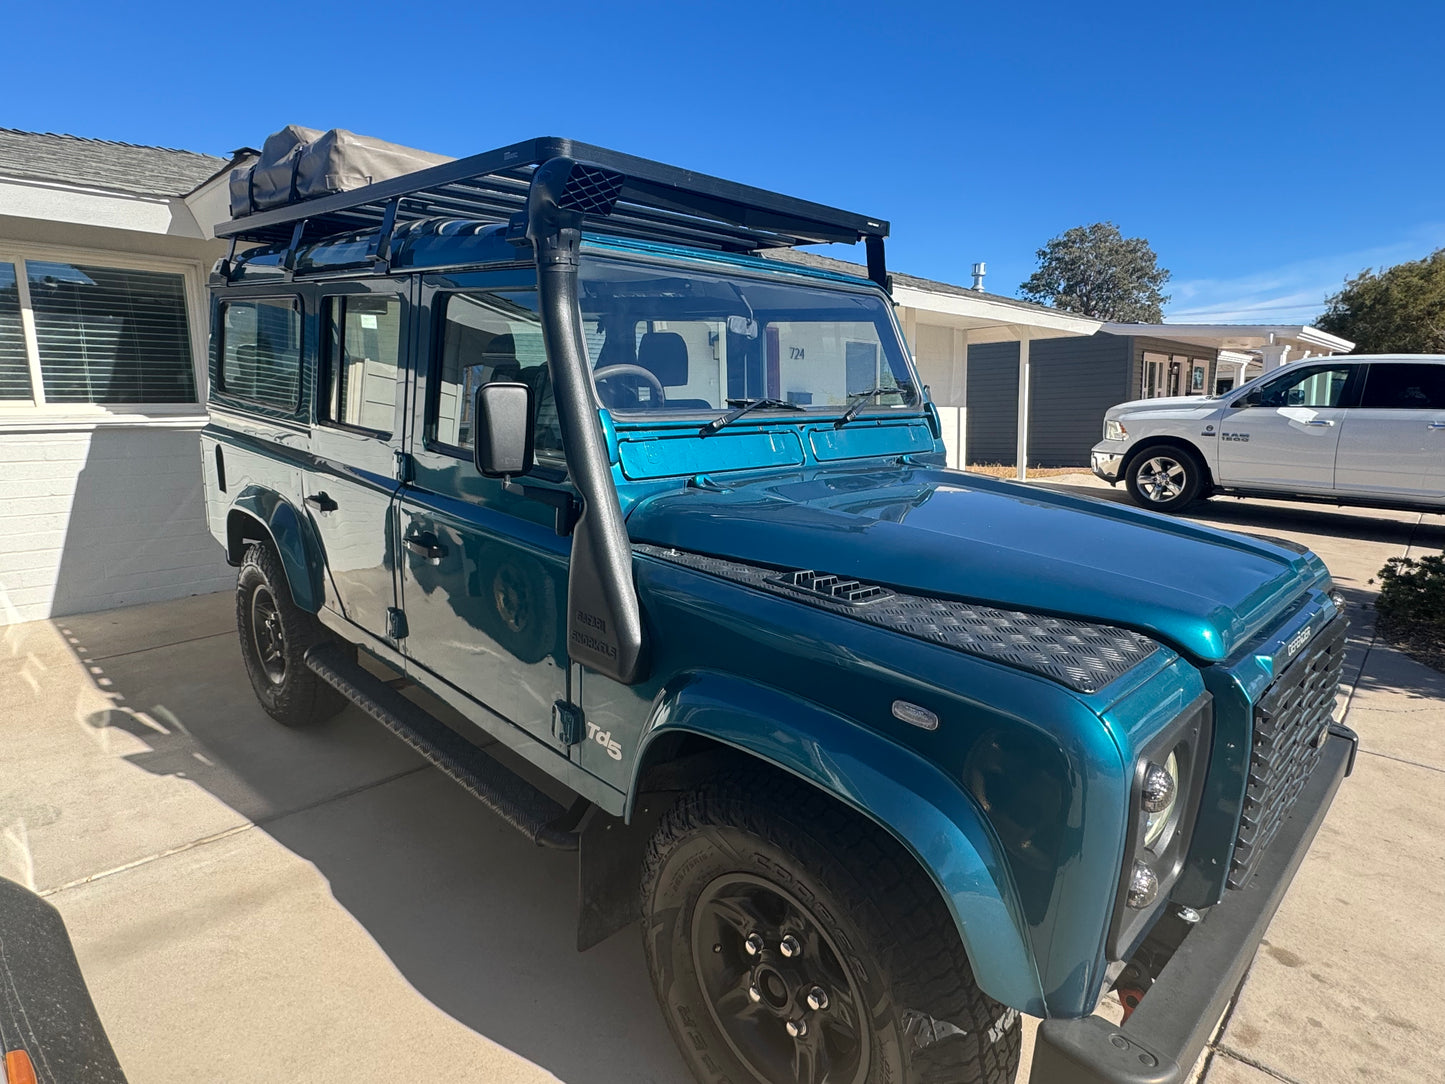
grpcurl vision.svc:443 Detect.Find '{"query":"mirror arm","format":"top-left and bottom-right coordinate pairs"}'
top-left (503, 477), bottom-right (580, 536)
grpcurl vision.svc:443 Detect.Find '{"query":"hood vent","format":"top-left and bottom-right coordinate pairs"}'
top-left (771, 570), bottom-right (895, 606)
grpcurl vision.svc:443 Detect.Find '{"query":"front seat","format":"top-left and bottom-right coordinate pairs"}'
top-left (637, 331), bottom-right (711, 409)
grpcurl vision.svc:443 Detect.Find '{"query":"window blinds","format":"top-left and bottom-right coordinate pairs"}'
top-left (0, 263), bottom-right (32, 401)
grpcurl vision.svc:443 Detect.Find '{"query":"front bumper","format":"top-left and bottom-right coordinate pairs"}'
top-left (1091, 446), bottom-right (1125, 484)
top-left (1028, 725), bottom-right (1358, 1084)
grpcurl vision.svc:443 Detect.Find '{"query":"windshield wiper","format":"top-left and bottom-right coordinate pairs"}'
top-left (702, 397), bottom-right (805, 434)
top-left (834, 382), bottom-right (915, 427)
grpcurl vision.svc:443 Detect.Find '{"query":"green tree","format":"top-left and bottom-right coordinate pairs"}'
top-left (1317, 249), bottom-right (1445, 353)
top-left (1019, 222), bottom-right (1171, 322)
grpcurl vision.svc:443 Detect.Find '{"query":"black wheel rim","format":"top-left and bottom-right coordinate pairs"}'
top-left (250, 585), bottom-right (287, 684)
top-left (690, 873), bottom-right (869, 1084)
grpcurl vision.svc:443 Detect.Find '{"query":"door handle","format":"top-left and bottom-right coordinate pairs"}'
top-left (404, 533), bottom-right (448, 563)
top-left (304, 492), bottom-right (338, 512)
top-left (1306, 419), bottom-right (1335, 427)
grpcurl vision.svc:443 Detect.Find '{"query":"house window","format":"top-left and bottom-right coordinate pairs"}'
top-left (0, 262), bottom-right (29, 400)
top-left (26, 261), bottom-right (195, 404)
top-left (219, 298), bottom-right (302, 410)
top-left (0, 253), bottom-right (201, 408)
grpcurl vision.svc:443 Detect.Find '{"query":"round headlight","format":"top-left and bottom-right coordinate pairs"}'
top-left (1142, 752), bottom-right (1180, 849)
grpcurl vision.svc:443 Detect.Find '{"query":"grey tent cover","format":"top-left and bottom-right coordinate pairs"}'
top-left (229, 126), bottom-right (453, 218)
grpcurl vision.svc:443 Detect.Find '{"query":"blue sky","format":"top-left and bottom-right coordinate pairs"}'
top-left (10, 0), bottom-right (1442, 323)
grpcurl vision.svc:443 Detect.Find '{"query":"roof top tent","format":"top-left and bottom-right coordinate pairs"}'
top-left (214, 134), bottom-right (895, 685)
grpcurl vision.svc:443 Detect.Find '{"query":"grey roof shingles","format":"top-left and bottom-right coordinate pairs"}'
top-left (0, 129), bottom-right (229, 197)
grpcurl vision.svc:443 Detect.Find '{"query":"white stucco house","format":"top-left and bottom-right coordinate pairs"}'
top-left (0, 130), bottom-right (250, 624)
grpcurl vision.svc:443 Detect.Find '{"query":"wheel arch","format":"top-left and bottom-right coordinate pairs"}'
top-left (226, 486), bottom-right (326, 613)
top-left (627, 670), bottom-right (1048, 1016)
top-left (1122, 436), bottom-right (1215, 492)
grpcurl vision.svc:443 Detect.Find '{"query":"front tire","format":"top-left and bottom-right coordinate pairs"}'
top-left (641, 777), bottom-right (1020, 1084)
top-left (236, 542), bottom-right (347, 727)
top-left (1125, 445), bottom-right (1205, 513)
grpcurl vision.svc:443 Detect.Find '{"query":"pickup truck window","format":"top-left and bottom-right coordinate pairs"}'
top-left (1360, 362), bottom-right (1445, 409)
top-left (321, 295), bottom-right (401, 435)
top-left (1248, 364), bottom-right (1352, 409)
top-left (431, 289), bottom-right (563, 461)
top-left (578, 257), bottom-right (916, 415)
top-left (219, 297), bottom-right (301, 409)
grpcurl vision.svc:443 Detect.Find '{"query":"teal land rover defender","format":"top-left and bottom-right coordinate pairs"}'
top-left (201, 136), bottom-right (1356, 1084)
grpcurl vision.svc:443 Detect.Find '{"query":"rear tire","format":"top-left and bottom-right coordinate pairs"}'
top-left (1125, 445), bottom-right (1205, 513)
top-left (236, 542), bottom-right (347, 727)
top-left (640, 776), bottom-right (1021, 1084)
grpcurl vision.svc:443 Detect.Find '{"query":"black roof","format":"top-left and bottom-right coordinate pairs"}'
top-left (0, 129), bottom-right (232, 197)
top-left (217, 136), bottom-right (889, 258)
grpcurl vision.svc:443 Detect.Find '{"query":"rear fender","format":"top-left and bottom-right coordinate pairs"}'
top-left (227, 485), bottom-right (326, 613)
top-left (629, 670), bottom-right (1047, 1016)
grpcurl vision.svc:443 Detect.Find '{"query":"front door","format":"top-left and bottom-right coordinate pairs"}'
top-left (397, 273), bottom-right (571, 742)
top-left (302, 281), bottom-right (410, 638)
top-left (1334, 361), bottom-right (1445, 504)
top-left (1216, 362), bottom-right (1361, 492)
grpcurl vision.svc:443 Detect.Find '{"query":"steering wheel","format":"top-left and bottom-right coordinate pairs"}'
top-left (592, 364), bottom-right (667, 408)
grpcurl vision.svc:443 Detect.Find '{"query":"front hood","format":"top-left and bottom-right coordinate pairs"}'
top-left (1108, 395), bottom-right (1220, 416)
top-left (626, 467), bottom-right (1327, 662)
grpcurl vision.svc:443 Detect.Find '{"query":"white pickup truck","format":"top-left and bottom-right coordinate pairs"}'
top-left (1091, 354), bottom-right (1445, 513)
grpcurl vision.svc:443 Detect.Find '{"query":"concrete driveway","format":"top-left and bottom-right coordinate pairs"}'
top-left (1, 483), bottom-right (1442, 1083)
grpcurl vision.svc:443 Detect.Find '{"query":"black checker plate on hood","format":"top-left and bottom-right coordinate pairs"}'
top-left (637, 545), bottom-right (1162, 694)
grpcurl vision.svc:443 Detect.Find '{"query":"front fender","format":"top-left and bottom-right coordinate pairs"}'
top-left (629, 670), bottom-right (1048, 1016)
top-left (229, 485), bottom-right (326, 613)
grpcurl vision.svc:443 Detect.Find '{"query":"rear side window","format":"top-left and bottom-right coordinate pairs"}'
top-left (220, 298), bottom-right (301, 409)
top-left (322, 296), bottom-right (402, 435)
top-left (1360, 363), bottom-right (1445, 409)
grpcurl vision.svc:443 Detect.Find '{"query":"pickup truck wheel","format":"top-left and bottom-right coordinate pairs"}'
top-left (641, 778), bottom-right (1020, 1084)
top-left (1125, 445), bottom-right (1204, 513)
top-left (236, 542), bottom-right (347, 727)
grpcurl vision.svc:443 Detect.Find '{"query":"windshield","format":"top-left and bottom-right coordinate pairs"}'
top-left (578, 256), bottom-right (918, 417)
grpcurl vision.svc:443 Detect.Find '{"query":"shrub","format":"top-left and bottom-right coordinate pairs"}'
top-left (1375, 554), bottom-right (1445, 670)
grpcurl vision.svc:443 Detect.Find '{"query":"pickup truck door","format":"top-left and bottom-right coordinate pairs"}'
top-left (301, 280), bottom-right (410, 639)
top-left (1215, 362), bottom-right (1361, 491)
top-left (1334, 361), bottom-right (1445, 504)
top-left (396, 273), bottom-right (571, 744)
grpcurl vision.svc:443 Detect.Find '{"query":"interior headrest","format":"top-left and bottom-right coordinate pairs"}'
top-left (636, 331), bottom-right (688, 387)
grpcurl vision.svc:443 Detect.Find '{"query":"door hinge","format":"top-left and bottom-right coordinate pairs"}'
top-left (394, 450), bottom-right (414, 483)
top-left (552, 700), bottom-right (585, 747)
top-left (386, 607), bottom-right (409, 641)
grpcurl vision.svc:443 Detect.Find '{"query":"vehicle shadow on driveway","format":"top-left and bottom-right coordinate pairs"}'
top-left (64, 630), bottom-right (688, 1084)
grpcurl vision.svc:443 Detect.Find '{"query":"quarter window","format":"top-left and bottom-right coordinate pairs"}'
top-left (1359, 363), bottom-right (1445, 409)
top-left (220, 298), bottom-right (302, 409)
top-left (322, 296), bottom-right (402, 434)
top-left (432, 290), bottom-right (562, 461)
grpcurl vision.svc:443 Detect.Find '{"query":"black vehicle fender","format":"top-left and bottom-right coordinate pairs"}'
top-left (225, 485), bottom-right (327, 613)
top-left (1120, 437), bottom-right (1216, 493)
top-left (622, 670), bottom-right (1048, 1016)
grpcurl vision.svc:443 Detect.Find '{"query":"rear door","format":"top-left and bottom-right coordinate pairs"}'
top-left (1334, 361), bottom-right (1445, 504)
top-left (302, 280), bottom-right (410, 638)
top-left (396, 271), bottom-right (572, 743)
top-left (1215, 362), bottom-right (1361, 491)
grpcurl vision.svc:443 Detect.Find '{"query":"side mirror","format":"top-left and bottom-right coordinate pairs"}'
top-left (472, 382), bottom-right (534, 478)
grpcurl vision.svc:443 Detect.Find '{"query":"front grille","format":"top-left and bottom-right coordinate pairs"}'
top-left (1228, 615), bottom-right (1347, 889)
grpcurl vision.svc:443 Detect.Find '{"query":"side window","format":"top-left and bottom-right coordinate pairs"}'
top-left (1248, 365), bottom-right (1353, 409)
top-left (322, 296), bottom-right (402, 435)
top-left (220, 298), bottom-right (301, 409)
top-left (1360, 363), bottom-right (1445, 409)
top-left (431, 290), bottom-right (562, 462)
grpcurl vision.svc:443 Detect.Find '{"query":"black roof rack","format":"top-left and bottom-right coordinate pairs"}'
top-left (216, 136), bottom-right (890, 287)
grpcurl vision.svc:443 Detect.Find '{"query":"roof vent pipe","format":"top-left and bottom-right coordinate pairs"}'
top-left (971, 261), bottom-right (986, 291)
